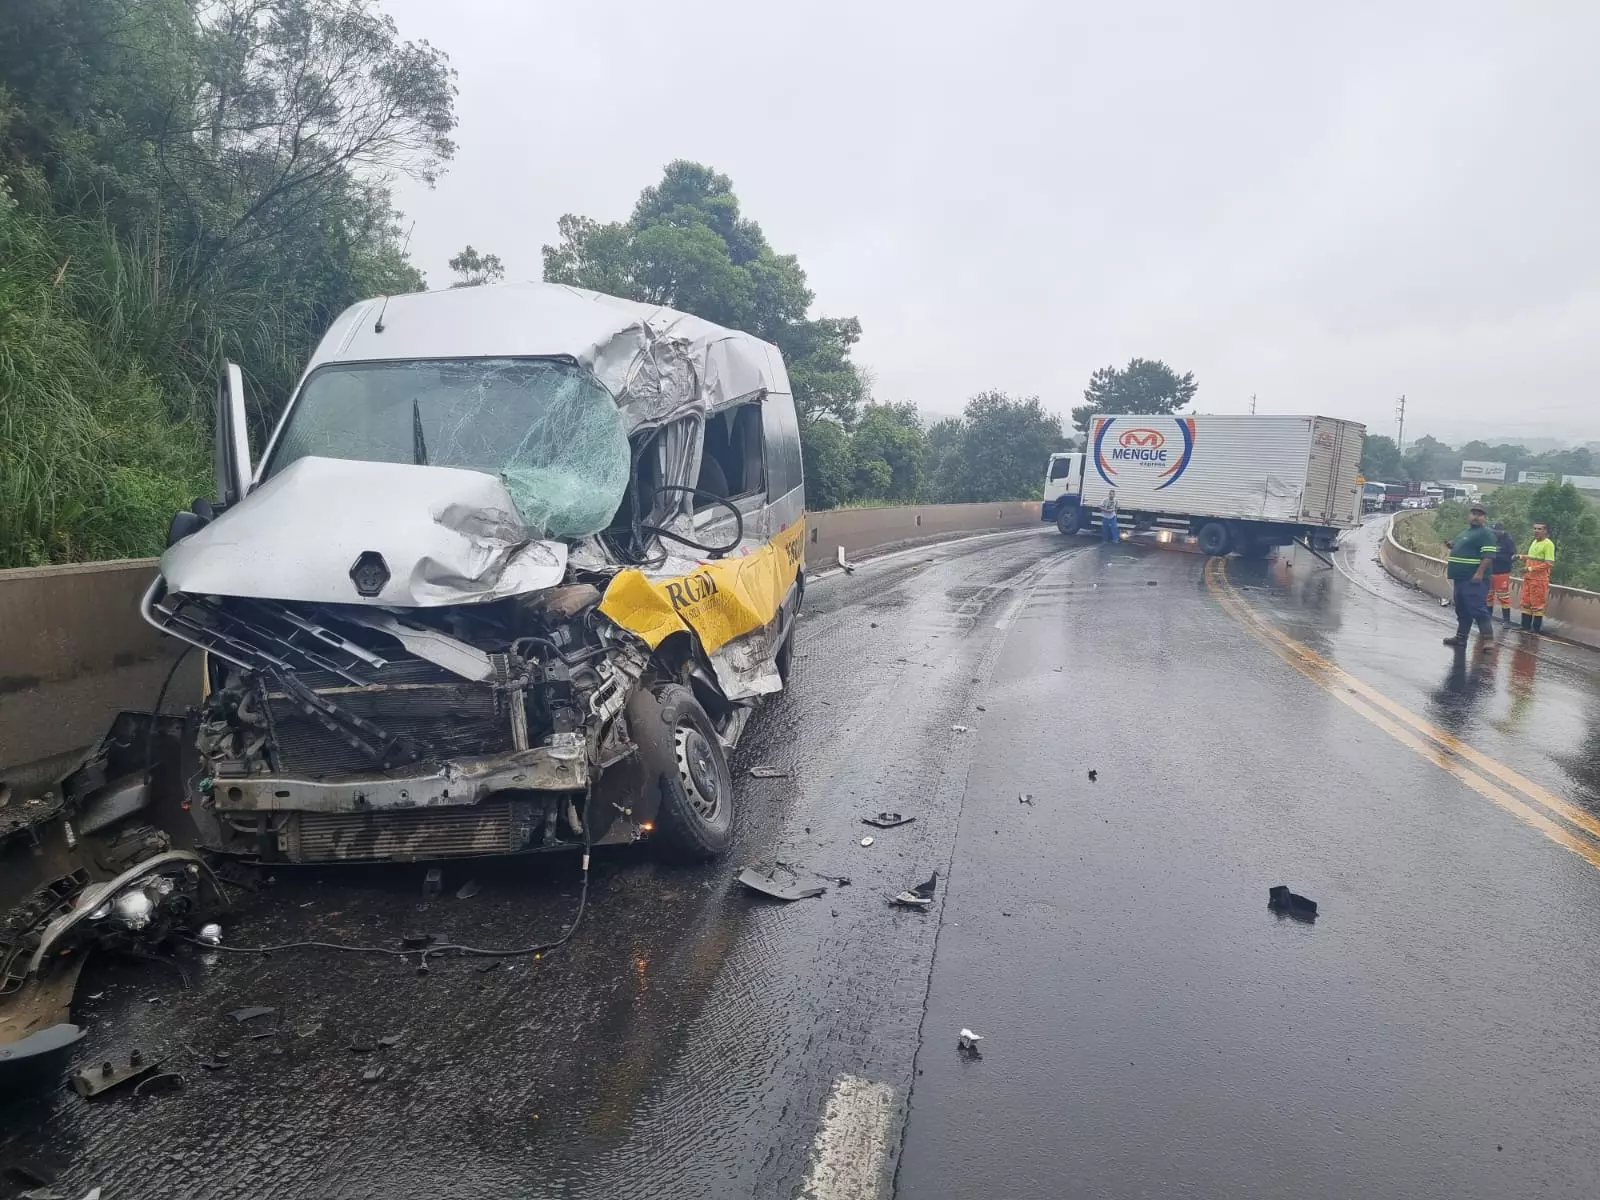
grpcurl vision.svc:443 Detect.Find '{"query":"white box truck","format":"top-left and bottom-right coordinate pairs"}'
top-left (1042, 413), bottom-right (1366, 556)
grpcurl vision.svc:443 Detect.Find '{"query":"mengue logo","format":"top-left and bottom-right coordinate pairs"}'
top-left (1093, 417), bottom-right (1197, 490)
top-left (1118, 428), bottom-right (1166, 450)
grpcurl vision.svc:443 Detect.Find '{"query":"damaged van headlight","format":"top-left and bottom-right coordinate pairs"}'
top-left (111, 888), bottom-right (157, 931)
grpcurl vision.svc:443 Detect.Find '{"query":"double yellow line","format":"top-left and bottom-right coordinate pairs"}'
top-left (1205, 558), bottom-right (1600, 872)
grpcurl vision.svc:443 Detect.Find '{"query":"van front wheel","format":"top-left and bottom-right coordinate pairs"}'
top-left (629, 683), bottom-right (734, 861)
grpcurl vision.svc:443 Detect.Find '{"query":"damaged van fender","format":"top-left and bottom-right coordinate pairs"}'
top-left (141, 282), bottom-right (806, 865)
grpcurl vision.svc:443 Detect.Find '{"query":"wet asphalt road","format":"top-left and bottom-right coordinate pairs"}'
top-left (5, 521), bottom-right (1600, 1199)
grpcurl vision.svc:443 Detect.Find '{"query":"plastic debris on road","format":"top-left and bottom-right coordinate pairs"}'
top-left (1268, 885), bottom-right (1318, 922)
top-left (737, 865), bottom-right (826, 902)
top-left (748, 766), bottom-right (789, 779)
top-left (859, 836), bottom-right (874, 847)
top-left (958, 1028), bottom-right (984, 1053)
top-left (891, 871), bottom-right (938, 909)
top-left (862, 812), bottom-right (914, 828)
top-left (950, 724), bottom-right (970, 734)
top-left (227, 1006), bottom-right (275, 1024)
top-left (455, 880), bottom-right (481, 900)
top-left (1088, 769), bottom-right (1098, 782)
top-left (197, 922), bottom-right (223, 946)
top-left (1018, 793), bottom-right (1034, 806)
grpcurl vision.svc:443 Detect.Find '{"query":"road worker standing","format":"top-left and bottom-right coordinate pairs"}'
top-left (1517, 521), bottom-right (1556, 633)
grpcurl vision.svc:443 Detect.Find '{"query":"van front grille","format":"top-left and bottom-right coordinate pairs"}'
top-left (288, 802), bottom-right (522, 862)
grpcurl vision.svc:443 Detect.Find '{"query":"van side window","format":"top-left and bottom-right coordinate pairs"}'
top-left (696, 400), bottom-right (766, 507)
top-left (761, 394), bottom-right (803, 501)
top-left (1049, 457), bottom-right (1073, 481)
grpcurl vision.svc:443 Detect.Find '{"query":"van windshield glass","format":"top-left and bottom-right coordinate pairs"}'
top-left (266, 357), bottom-right (631, 538)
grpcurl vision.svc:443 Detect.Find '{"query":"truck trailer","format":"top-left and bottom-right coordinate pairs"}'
top-left (1042, 413), bottom-right (1365, 556)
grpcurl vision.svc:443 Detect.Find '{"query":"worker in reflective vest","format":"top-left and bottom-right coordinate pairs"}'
top-left (1441, 504), bottom-right (1497, 651)
top-left (1489, 522), bottom-right (1517, 624)
top-left (1517, 522), bottom-right (1556, 633)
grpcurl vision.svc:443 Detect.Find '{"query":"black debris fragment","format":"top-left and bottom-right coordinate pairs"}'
top-left (422, 867), bottom-right (442, 898)
top-left (475, 961), bottom-right (502, 974)
top-left (1268, 885), bottom-right (1318, 922)
top-left (400, 934), bottom-right (435, 950)
top-left (349, 1040), bottom-right (376, 1055)
top-left (1018, 793), bottom-right (1035, 806)
top-left (862, 812), bottom-right (915, 829)
top-left (455, 880), bottom-right (481, 900)
top-left (737, 865), bottom-right (826, 902)
top-left (227, 1005), bottom-right (275, 1024)
top-left (133, 1072), bottom-right (184, 1097)
top-left (1087, 770), bottom-right (1098, 782)
top-left (891, 871), bottom-right (939, 910)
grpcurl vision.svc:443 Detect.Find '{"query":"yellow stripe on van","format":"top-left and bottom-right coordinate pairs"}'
top-left (599, 520), bottom-right (805, 653)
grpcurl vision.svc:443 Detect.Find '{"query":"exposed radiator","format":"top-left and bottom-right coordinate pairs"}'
top-left (287, 801), bottom-right (525, 863)
top-left (265, 658), bottom-right (517, 778)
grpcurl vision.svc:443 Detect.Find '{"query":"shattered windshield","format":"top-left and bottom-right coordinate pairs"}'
top-left (266, 358), bottom-right (630, 538)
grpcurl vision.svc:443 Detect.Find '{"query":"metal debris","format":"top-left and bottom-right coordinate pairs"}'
top-left (132, 1072), bottom-right (184, 1097)
top-left (1268, 885), bottom-right (1318, 922)
top-left (455, 880), bottom-right (481, 900)
top-left (422, 867), bottom-right (442, 898)
top-left (197, 923), bottom-right (223, 946)
top-left (227, 1005), bottom-right (275, 1024)
top-left (859, 836), bottom-right (874, 847)
top-left (836, 546), bottom-right (856, 574)
top-left (958, 1028), bottom-right (984, 1053)
top-left (736, 865), bottom-right (825, 902)
top-left (71, 1050), bottom-right (162, 1098)
top-left (950, 724), bottom-right (970, 733)
top-left (1018, 793), bottom-right (1035, 806)
top-left (748, 766), bottom-right (789, 779)
top-left (862, 812), bottom-right (914, 829)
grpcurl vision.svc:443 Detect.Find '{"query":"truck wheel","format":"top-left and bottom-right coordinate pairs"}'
top-left (628, 683), bottom-right (734, 861)
top-left (1056, 504), bottom-right (1081, 535)
top-left (1197, 522), bottom-right (1231, 557)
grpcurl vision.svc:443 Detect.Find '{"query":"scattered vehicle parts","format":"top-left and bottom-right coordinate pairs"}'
top-left (423, 869), bottom-right (443, 899)
top-left (862, 813), bottom-right (914, 829)
top-left (859, 836), bottom-right (874, 847)
top-left (892, 872), bottom-right (939, 910)
top-left (228, 1005), bottom-right (275, 1024)
top-left (455, 880), bottom-right (481, 900)
top-left (950, 724), bottom-right (970, 734)
top-left (197, 923), bottom-right (223, 946)
top-left (958, 1028), bottom-right (984, 1054)
top-left (1018, 793), bottom-right (1035, 806)
top-left (736, 865), bottom-right (825, 902)
top-left (837, 546), bottom-right (856, 574)
top-left (1088, 769), bottom-right (1098, 782)
top-left (748, 766), bottom-right (789, 779)
top-left (1268, 885), bottom-right (1318, 921)
top-left (132, 1071), bottom-right (183, 1097)
top-left (69, 1049), bottom-right (162, 1098)
top-left (0, 1023), bottom-right (86, 1097)
top-left (400, 934), bottom-right (434, 950)
top-left (362, 1066), bottom-right (385, 1083)
top-left (376, 1034), bottom-right (402, 1049)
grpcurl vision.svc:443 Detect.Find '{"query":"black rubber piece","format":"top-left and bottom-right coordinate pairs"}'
top-left (628, 683), bottom-right (734, 862)
top-left (1197, 521), bottom-right (1231, 557)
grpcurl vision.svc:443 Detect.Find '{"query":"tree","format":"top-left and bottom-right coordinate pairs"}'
top-left (850, 402), bottom-right (925, 501)
top-left (799, 420), bottom-right (854, 511)
top-left (448, 245), bottom-right (504, 287)
top-left (1530, 482), bottom-right (1600, 587)
top-left (1360, 434), bottom-right (1404, 481)
top-left (928, 391), bottom-right (1067, 503)
top-left (1072, 358), bottom-right (1197, 433)
top-left (1402, 434), bottom-right (1456, 483)
top-left (542, 160), bottom-right (867, 427)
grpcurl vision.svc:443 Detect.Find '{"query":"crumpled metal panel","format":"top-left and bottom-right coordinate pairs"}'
top-left (160, 457), bottom-right (567, 607)
top-left (283, 282), bottom-right (789, 443)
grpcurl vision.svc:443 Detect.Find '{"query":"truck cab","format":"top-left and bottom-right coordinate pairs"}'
top-left (1042, 452), bottom-right (1087, 533)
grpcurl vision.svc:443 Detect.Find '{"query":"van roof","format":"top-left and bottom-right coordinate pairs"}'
top-left (304, 281), bottom-right (791, 431)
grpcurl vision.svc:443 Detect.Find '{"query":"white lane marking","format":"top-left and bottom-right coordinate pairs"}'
top-left (796, 1074), bottom-right (896, 1200)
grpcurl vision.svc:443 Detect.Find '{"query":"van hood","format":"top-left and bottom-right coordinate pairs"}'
top-left (160, 456), bottom-right (568, 607)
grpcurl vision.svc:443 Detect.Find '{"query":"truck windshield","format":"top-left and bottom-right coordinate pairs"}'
top-left (265, 357), bottom-right (631, 538)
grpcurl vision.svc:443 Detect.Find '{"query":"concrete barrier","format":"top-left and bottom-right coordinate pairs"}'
top-left (803, 501), bottom-right (1042, 571)
top-left (1378, 516), bottom-right (1600, 650)
top-left (0, 502), bottom-right (1047, 793)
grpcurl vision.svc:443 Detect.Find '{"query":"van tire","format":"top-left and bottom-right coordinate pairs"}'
top-left (776, 626), bottom-right (795, 685)
top-left (1056, 504), bottom-right (1082, 535)
top-left (1197, 521), bottom-right (1231, 557)
top-left (630, 684), bottom-right (734, 862)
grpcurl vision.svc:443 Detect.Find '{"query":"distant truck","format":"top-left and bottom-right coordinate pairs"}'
top-left (1042, 413), bottom-right (1366, 556)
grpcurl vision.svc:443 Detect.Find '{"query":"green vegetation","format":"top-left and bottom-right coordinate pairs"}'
top-left (1072, 358), bottom-right (1197, 434)
top-left (1360, 433), bottom-right (1593, 487)
top-left (1429, 483), bottom-right (1600, 591)
top-left (1, 0), bottom-right (452, 567)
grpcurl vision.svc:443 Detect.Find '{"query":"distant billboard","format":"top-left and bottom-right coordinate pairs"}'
top-left (1565, 474), bottom-right (1600, 492)
top-left (1459, 460), bottom-right (1507, 481)
top-left (1519, 470), bottom-right (1556, 484)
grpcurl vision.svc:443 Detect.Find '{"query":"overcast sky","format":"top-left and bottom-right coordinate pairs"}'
top-left (384, 0), bottom-right (1595, 446)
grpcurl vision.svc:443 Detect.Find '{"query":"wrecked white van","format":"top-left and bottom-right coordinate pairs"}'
top-left (147, 282), bottom-right (805, 864)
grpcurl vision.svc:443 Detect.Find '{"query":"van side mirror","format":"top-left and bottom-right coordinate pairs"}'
top-left (214, 362), bottom-right (253, 506)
